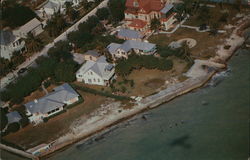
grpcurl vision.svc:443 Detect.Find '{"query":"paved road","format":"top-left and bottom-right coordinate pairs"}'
top-left (0, 0), bottom-right (109, 90)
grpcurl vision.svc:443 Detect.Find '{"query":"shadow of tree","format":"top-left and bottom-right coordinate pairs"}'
top-left (169, 135), bottom-right (192, 149)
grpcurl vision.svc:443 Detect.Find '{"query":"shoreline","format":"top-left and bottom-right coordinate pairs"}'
top-left (39, 15), bottom-right (249, 159)
top-left (39, 20), bottom-right (249, 159)
top-left (3, 14), bottom-right (246, 160)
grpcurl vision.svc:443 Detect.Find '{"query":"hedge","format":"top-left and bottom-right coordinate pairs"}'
top-left (71, 84), bottom-right (131, 101)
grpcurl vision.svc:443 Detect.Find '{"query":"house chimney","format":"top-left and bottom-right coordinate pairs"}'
top-left (34, 99), bottom-right (38, 103)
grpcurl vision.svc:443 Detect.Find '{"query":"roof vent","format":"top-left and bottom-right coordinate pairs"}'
top-left (34, 99), bottom-right (38, 103)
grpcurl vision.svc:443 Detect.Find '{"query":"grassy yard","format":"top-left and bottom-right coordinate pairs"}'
top-left (3, 91), bottom-right (107, 149)
top-left (149, 27), bottom-right (228, 59)
top-left (113, 57), bottom-right (188, 97)
top-left (183, 3), bottom-right (248, 28)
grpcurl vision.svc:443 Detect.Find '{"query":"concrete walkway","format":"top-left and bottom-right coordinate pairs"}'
top-left (0, 144), bottom-right (38, 160)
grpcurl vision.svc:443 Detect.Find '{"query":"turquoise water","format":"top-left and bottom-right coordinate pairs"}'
top-left (48, 49), bottom-right (250, 160)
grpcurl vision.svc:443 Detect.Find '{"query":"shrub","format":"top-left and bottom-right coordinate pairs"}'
top-left (6, 122), bottom-right (20, 133)
top-left (71, 84), bottom-right (130, 101)
top-left (129, 80), bottom-right (134, 88)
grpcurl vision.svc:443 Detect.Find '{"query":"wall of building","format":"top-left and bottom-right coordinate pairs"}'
top-left (65, 97), bottom-right (79, 105)
top-left (0, 38), bottom-right (25, 60)
top-left (77, 70), bottom-right (106, 86)
top-left (163, 14), bottom-right (176, 31)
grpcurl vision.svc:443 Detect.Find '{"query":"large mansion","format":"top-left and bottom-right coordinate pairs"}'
top-left (124, 0), bottom-right (177, 33)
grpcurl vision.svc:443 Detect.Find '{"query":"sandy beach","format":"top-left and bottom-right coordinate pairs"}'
top-left (34, 13), bottom-right (250, 159)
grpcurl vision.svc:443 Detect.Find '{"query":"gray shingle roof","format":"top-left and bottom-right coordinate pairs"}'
top-left (77, 56), bottom-right (115, 80)
top-left (6, 111), bottom-right (22, 124)
top-left (18, 18), bottom-right (41, 34)
top-left (160, 4), bottom-right (174, 14)
top-left (107, 43), bottom-right (121, 55)
top-left (85, 50), bottom-right (100, 57)
top-left (24, 83), bottom-right (79, 114)
top-left (119, 40), bottom-right (156, 52)
top-left (0, 30), bottom-right (16, 46)
top-left (117, 29), bottom-right (142, 39)
top-left (44, 1), bottom-right (59, 9)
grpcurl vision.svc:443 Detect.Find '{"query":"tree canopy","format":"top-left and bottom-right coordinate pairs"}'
top-left (45, 13), bottom-right (68, 37)
top-left (96, 7), bottom-right (110, 20)
top-left (0, 108), bottom-right (8, 130)
top-left (150, 18), bottom-right (161, 31)
top-left (1, 3), bottom-right (36, 28)
top-left (6, 122), bottom-right (20, 133)
top-left (115, 54), bottom-right (173, 76)
top-left (54, 61), bottom-right (78, 82)
top-left (108, 0), bottom-right (126, 22)
top-left (0, 40), bottom-right (78, 104)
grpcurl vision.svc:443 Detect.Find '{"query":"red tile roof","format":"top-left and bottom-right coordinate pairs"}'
top-left (128, 19), bottom-right (147, 29)
top-left (161, 12), bottom-right (176, 22)
top-left (126, 0), bottom-right (164, 14)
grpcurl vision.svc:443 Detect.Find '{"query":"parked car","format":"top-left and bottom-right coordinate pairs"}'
top-left (17, 68), bottom-right (27, 74)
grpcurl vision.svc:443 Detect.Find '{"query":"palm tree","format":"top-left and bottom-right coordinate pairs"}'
top-left (150, 18), bottom-right (161, 31)
top-left (81, 0), bottom-right (92, 11)
top-left (65, 2), bottom-right (78, 22)
top-left (45, 13), bottom-right (67, 37)
top-left (25, 33), bottom-right (43, 53)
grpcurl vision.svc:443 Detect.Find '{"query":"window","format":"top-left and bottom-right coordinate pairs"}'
top-left (98, 79), bottom-right (100, 82)
top-left (133, 1), bottom-right (138, 7)
top-left (93, 78), bottom-right (96, 82)
top-left (88, 79), bottom-right (92, 83)
top-left (78, 75), bottom-right (82, 77)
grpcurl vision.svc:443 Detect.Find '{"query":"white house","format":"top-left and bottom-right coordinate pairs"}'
top-left (76, 56), bottom-right (116, 86)
top-left (24, 83), bottom-right (80, 124)
top-left (0, 30), bottom-right (26, 60)
top-left (160, 4), bottom-right (177, 31)
top-left (124, 0), bottom-right (177, 33)
top-left (38, 1), bottom-right (61, 18)
top-left (38, 0), bottom-right (83, 18)
top-left (13, 18), bottom-right (43, 38)
top-left (107, 40), bottom-right (156, 60)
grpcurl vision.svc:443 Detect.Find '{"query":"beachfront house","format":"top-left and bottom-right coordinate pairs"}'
top-left (76, 56), bottom-right (116, 86)
top-left (0, 30), bottom-right (26, 60)
top-left (124, 0), bottom-right (177, 33)
top-left (107, 40), bottom-right (156, 60)
top-left (117, 28), bottom-right (143, 41)
top-left (24, 83), bottom-right (80, 124)
top-left (13, 18), bottom-right (43, 38)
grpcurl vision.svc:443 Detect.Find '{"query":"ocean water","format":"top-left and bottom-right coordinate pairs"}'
top-left (47, 49), bottom-right (250, 160)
